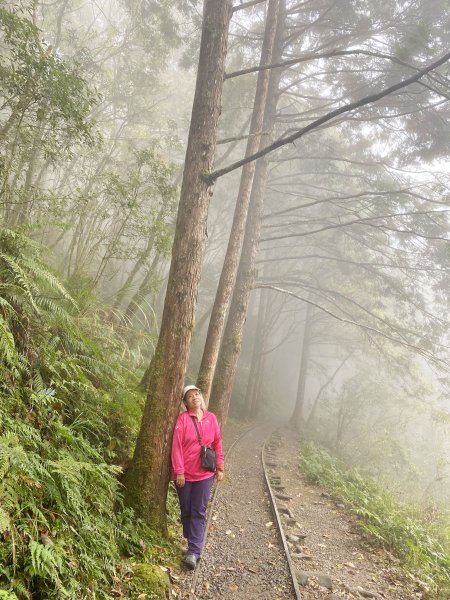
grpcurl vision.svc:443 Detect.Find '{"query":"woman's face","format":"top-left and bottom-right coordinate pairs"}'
top-left (184, 389), bottom-right (203, 411)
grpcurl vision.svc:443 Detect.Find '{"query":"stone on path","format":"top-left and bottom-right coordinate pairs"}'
top-left (296, 569), bottom-right (333, 590)
top-left (274, 493), bottom-right (292, 501)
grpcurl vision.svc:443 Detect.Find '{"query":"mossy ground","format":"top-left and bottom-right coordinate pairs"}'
top-left (125, 563), bottom-right (170, 599)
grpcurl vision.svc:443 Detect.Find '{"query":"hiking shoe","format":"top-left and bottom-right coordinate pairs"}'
top-left (184, 554), bottom-right (197, 570)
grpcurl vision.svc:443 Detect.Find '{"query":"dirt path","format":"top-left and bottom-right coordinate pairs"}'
top-left (173, 421), bottom-right (421, 600)
top-left (270, 426), bottom-right (422, 599)
top-left (193, 421), bottom-right (294, 599)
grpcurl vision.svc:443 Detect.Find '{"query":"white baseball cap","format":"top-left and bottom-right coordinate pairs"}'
top-left (182, 385), bottom-right (200, 402)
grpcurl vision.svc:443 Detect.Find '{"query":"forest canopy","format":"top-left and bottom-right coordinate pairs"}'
top-left (1, 0), bottom-right (450, 597)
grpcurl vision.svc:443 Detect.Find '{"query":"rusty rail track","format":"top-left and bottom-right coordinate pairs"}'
top-left (188, 422), bottom-right (301, 599)
top-left (262, 431), bottom-right (302, 600)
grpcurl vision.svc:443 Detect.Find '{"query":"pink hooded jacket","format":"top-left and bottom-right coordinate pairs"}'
top-left (171, 409), bottom-right (224, 481)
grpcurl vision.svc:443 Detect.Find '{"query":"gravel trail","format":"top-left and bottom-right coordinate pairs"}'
top-left (174, 421), bottom-right (422, 600)
top-left (185, 421), bottom-right (295, 599)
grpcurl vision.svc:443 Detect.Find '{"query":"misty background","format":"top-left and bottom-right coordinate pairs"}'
top-left (2, 0), bottom-right (450, 514)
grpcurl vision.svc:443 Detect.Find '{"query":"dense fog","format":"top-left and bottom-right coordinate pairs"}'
top-left (2, 1), bottom-right (450, 596)
top-left (2, 0), bottom-right (450, 517)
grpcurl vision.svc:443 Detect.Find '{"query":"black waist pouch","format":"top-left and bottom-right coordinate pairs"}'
top-left (201, 445), bottom-right (216, 472)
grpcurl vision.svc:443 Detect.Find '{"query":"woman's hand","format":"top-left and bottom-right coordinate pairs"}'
top-left (176, 474), bottom-right (185, 487)
top-left (216, 470), bottom-right (224, 482)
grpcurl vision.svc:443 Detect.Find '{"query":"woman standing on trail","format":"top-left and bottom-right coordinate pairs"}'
top-left (171, 385), bottom-right (224, 570)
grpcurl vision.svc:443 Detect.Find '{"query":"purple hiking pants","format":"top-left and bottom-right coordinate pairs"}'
top-left (176, 475), bottom-right (215, 558)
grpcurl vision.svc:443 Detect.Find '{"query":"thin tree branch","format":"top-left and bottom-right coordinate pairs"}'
top-left (254, 284), bottom-right (450, 367)
top-left (207, 50), bottom-right (450, 182)
top-left (232, 0), bottom-right (267, 13)
top-left (260, 209), bottom-right (450, 243)
top-left (263, 189), bottom-right (448, 220)
top-left (256, 253), bottom-right (450, 273)
top-left (225, 49), bottom-right (415, 79)
top-left (217, 131), bottom-right (270, 144)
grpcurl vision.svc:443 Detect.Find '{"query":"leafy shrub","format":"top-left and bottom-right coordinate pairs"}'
top-left (299, 441), bottom-right (450, 598)
top-left (0, 228), bottom-right (176, 598)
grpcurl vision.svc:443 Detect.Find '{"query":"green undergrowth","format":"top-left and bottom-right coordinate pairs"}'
top-left (299, 441), bottom-right (450, 599)
top-left (0, 227), bottom-right (178, 598)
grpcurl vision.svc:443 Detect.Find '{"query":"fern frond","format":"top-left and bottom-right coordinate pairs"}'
top-left (0, 254), bottom-right (39, 311)
top-left (0, 434), bottom-right (19, 479)
top-left (31, 371), bottom-right (45, 394)
top-left (34, 296), bottom-right (70, 321)
top-left (21, 258), bottom-right (76, 306)
top-left (29, 540), bottom-right (69, 596)
top-left (6, 580), bottom-right (25, 599)
top-left (0, 296), bottom-right (16, 316)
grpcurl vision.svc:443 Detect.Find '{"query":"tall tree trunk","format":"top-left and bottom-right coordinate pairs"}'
top-left (196, 0), bottom-right (282, 404)
top-left (290, 302), bottom-right (313, 430)
top-left (209, 2), bottom-right (286, 425)
top-left (245, 255), bottom-right (283, 419)
top-left (122, 0), bottom-right (233, 531)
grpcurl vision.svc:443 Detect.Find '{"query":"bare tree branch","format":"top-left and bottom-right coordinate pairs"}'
top-left (207, 50), bottom-right (450, 182)
top-left (254, 284), bottom-right (450, 367)
top-left (225, 49), bottom-right (415, 80)
top-left (232, 0), bottom-right (267, 13)
top-left (256, 253), bottom-right (450, 273)
top-left (260, 209), bottom-right (450, 242)
top-left (263, 189), bottom-right (449, 221)
top-left (217, 131), bottom-right (270, 144)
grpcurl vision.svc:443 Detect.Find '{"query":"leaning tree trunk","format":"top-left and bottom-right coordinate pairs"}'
top-left (208, 154), bottom-right (270, 425)
top-left (290, 302), bottom-right (313, 430)
top-left (209, 1), bottom-right (286, 426)
top-left (196, 0), bottom-right (282, 405)
top-left (122, 0), bottom-right (233, 532)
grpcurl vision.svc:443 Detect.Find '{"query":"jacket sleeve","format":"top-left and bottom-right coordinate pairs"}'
top-left (171, 416), bottom-right (185, 476)
top-left (212, 415), bottom-right (224, 471)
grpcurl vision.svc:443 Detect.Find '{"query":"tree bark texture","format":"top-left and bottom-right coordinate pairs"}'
top-left (122, 0), bottom-right (233, 531)
top-left (209, 1), bottom-right (286, 425)
top-left (196, 0), bottom-right (282, 405)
